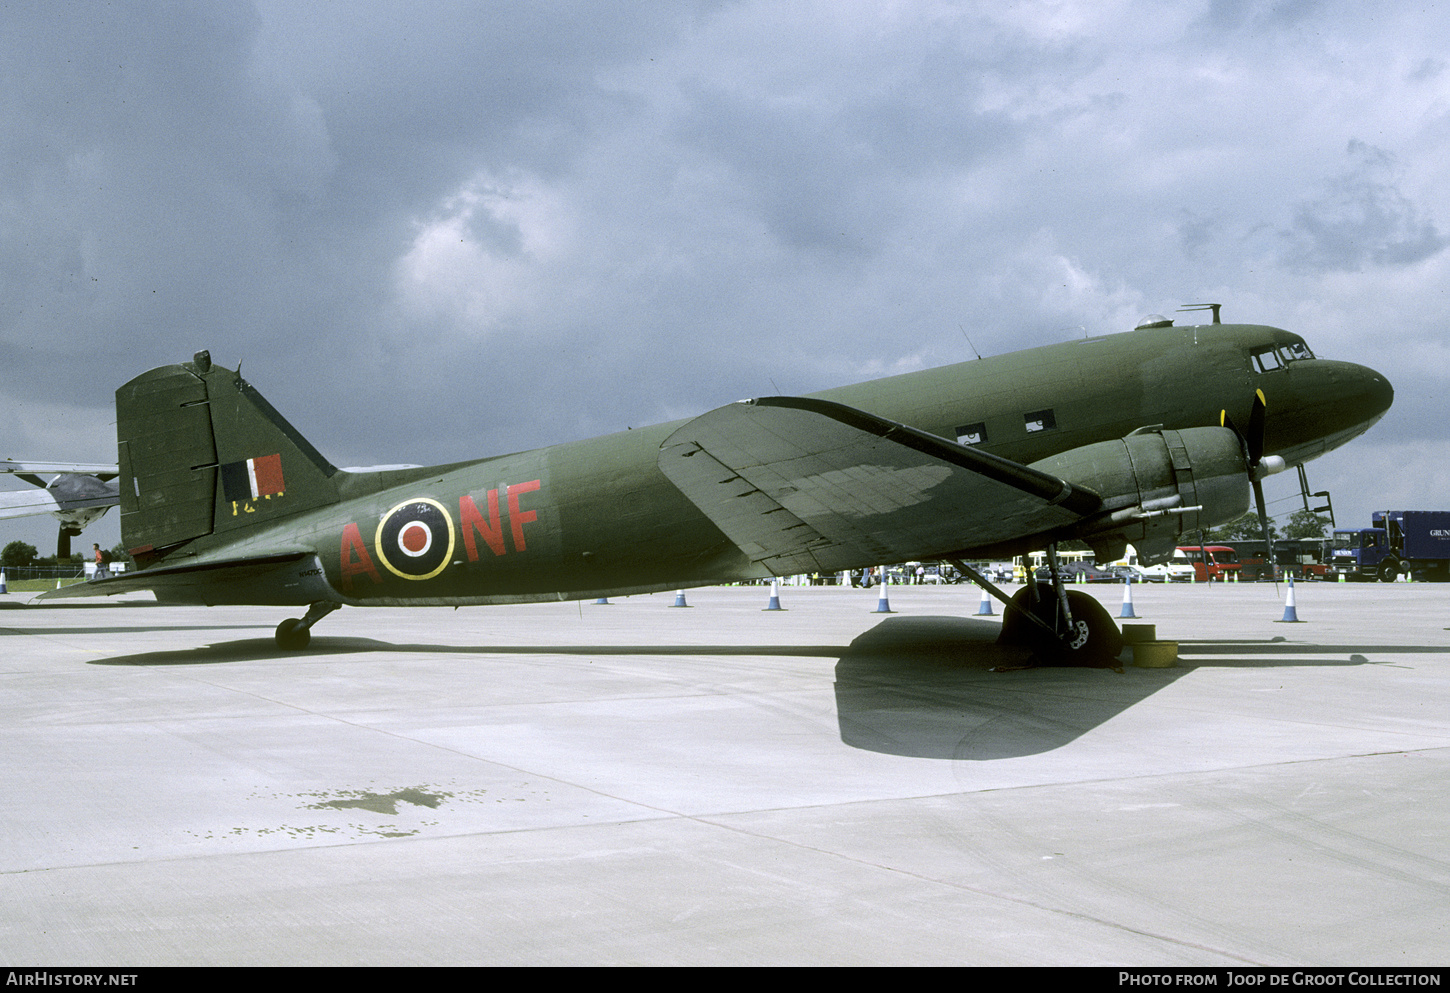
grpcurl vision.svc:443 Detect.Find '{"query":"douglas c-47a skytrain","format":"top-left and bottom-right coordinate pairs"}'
top-left (42, 309), bottom-right (1393, 663)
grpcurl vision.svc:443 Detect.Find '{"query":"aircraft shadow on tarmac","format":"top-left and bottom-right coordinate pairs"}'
top-left (0, 599), bottom-right (167, 610)
top-left (84, 615), bottom-right (1448, 761)
top-left (17, 625), bottom-right (271, 639)
top-left (86, 637), bottom-right (846, 667)
top-left (831, 615), bottom-right (1450, 760)
top-left (834, 615), bottom-right (1161, 760)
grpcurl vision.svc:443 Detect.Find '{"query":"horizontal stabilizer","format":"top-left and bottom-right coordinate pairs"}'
top-left (35, 552), bottom-right (340, 607)
top-left (658, 396), bottom-right (1101, 574)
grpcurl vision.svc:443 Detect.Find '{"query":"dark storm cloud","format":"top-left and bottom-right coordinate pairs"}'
top-left (261, 2), bottom-right (712, 201)
top-left (0, 2), bottom-right (338, 392)
top-left (664, 10), bottom-right (1063, 259)
top-left (1277, 141), bottom-right (1444, 272)
top-left (1200, 0), bottom-right (1332, 32)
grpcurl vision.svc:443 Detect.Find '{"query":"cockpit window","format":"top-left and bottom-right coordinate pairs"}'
top-left (1252, 341), bottom-right (1315, 373)
top-left (1251, 347), bottom-right (1283, 373)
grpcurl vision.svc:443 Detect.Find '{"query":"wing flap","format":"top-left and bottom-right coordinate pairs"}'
top-left (662, 442), bottom-right (843, 575)
top-left (659, 397), bottom-right (1102, 573)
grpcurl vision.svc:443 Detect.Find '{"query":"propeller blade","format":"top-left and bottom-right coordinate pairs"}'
top-left (1221, 408), bottom-right (1254, 472)
top-left (1246, 389), bottom-right (1267, 467)
top-left (1252, 478), bottom-right (1276, 580)
top-left (57, 527), bottom-right (71, 561)
top-left (1222, 390), bottom-right (1270, 472)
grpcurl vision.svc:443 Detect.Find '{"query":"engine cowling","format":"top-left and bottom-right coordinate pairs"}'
top-left (1029, 426), bottom-right (1251, 564)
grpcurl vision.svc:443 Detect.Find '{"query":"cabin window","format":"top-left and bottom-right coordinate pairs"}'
top-left (1024, 409), bottom-right (1056, 433)
top-left (1283, 341), bottom-right (1314, 361)
top-left (956, 422), bottom-right (987, 445)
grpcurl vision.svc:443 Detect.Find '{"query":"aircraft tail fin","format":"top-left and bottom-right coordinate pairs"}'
top-left (116, 350), bottom-right (340, 560)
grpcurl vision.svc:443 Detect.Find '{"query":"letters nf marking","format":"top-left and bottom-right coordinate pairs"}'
top-left (460, 490), bottom-right (506, 559)
top-left (460, 480), bottom-right (543, 560)
top-left (507, 480), bottom-right (540, 552)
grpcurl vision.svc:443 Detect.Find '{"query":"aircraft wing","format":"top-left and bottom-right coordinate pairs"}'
top-left (1, 460), bottom-right (118, 476)
top-left (658, 396), bottom-right (1104, 575)
top-left (0, 488), bottom-right (63, 521)
top-left (0, 473), bottom-right (118, 532)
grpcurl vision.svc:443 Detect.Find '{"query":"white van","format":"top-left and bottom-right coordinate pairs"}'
top-left (1110, 545), bottom-right (1194, 583)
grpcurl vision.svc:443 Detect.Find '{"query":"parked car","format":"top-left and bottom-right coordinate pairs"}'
top-left (1109, 544), bottom-right (1195, 583)
top-left (1134, 559), bottom-right (1195, 582)
top-left (1073, 563), bottom-right (1128, 583)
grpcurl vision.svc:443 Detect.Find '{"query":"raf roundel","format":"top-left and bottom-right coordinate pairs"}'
top-left (375, 498), bottom-right (455, 580)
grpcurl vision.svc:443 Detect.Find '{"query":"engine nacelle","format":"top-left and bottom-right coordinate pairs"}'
top-left (1029, 426), bottom-right (1252, 565)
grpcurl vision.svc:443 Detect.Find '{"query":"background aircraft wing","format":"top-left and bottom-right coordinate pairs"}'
top-left (0, 488), bottom-right (62, 522)
top-left (0, 466), bottom-right (121, 556)
top-left (658, 396), bottom-right (1103, 575)
top-left (1, 460), bottom-right (118, 476)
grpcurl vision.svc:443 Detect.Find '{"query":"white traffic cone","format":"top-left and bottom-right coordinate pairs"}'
top-left (0, 571), bottom-right (7, 594)
top-left (1279, 574), bottom-right (1301, 622)
top-left (593, 597), bottom-right (610, 605)
top-left (764, 580), bottom-right (783, 611)
top-left (1120, 577), bottom-right (1138, 618)
top-left (873, 574), bottom-right (894, 613)
top-left (976, 585), bottom-right (994, 616)
top-left (671, 590), bottom-right (690, 607)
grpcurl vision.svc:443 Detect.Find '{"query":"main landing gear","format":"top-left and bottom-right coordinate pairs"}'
top-left (275, 601), bottom-right (340, 651)
top-left (953, 545), bottom-right (1123, 667)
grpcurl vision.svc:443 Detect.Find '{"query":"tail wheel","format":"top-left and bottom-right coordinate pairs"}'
top-left (275, 618), bottom-right (311, 651)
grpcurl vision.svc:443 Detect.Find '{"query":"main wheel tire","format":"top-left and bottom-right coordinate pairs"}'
top-left (998, 586), bottom-right (1048, 647)
top-left (275, 618), bottom-right (311, 651)
top-left (998, 588), bottom-right (1123, 666)
top-left (1051, 591), bottom-right (1124, 666)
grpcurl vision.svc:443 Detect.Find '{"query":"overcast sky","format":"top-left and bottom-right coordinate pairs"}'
top-left (3, 0), bottom-right (1447, 555)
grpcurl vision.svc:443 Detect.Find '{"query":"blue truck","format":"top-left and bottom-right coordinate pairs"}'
top-left (1328, 511), bottom-right (1450, 582)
